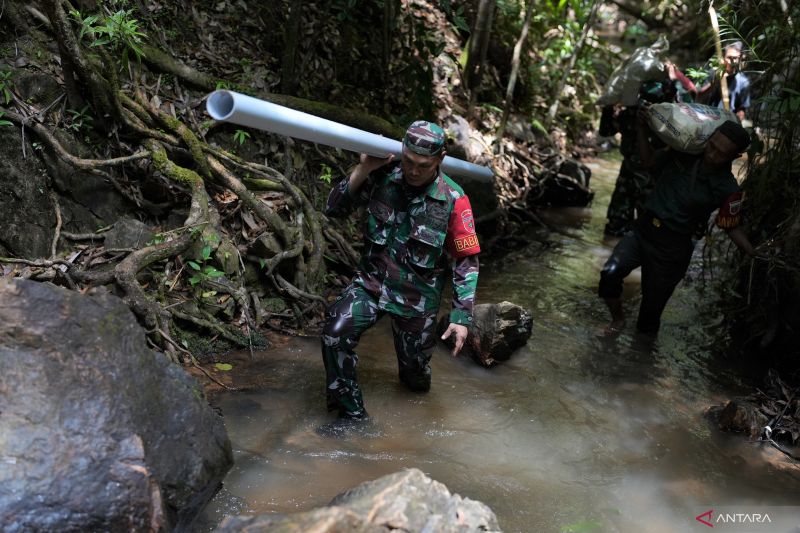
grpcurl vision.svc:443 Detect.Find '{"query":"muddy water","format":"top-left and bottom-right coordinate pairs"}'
top-left (200, 156), bottom-right (800, 532)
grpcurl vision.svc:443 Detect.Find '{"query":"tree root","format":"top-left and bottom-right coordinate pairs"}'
top-left (171, 309), bottom-right (251, 348)
top-left (273, 273), bottom-right (326, 304)
top-left (7, 0), bottom-right (354, 366)
top-left (206, 156), bottom-right (294, 245)
top-left (2, 109), bottom-right (151, 170)
top-left (323, 226), bottom-right (360, 267)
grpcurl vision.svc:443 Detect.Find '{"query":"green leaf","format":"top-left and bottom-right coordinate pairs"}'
top-left (233, 129), bottom-right (250, 145)
top-left (214, 363), bottom-right (233, 371)
top-left (187, 261), bottom-right (201, 271)
top-left (318, 164), bottom-right (332, 184)
top-left (201, 245), bottom-right (212, 261)
top-left (530, 119), bottom-right (549, 136)
top-left (188, 276), bottom-right (200, 285)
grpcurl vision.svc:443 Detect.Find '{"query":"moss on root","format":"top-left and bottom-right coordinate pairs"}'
top-left (174, 324), bottom-right (269, 363)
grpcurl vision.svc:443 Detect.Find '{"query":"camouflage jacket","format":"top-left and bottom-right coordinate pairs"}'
top-left (325, 163), bottom-right (480, 325)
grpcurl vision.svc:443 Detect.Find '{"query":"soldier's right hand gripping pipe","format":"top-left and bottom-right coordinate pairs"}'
top-left (598, 105), bottom-right (755, 336)
top-left (321, 121), bottom-right (481, 421)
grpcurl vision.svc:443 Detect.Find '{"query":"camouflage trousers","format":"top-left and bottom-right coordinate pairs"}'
top-left (605, 158), bottom-right (653, 236)
top-left (321, 283), bottom-right (437, 419)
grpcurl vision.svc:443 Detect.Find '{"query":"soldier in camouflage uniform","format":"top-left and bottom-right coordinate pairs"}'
top-left (600, 105), bottom-right (652, 236)
top-left (322, 121), bottom-right (481, 420)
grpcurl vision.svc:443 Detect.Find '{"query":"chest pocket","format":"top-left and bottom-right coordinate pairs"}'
top-left (406, 208), bottom-right (448, 269)
top-left (366, 199), bottom-right (394, 245)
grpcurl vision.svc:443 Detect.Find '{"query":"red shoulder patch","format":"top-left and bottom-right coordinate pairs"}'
top-left (447, 196), bottom-right (481, 258)
top-left (716, 191), bottom-right (743, 229)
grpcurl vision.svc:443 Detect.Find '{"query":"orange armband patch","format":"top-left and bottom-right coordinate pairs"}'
top-left (447, 196), bottom-right (481, 258)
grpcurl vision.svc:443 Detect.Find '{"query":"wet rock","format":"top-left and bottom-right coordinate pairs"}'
top-left (103, 216), bottom-right (156, 249)
top-left (0, 279), bottom-right (233, 531)
top-left (214, 468), bottom-right (499, 532)
top-left (558, 159), bottom-right (592, 189)
top-left (443, 115), bottom-right (499, 226)
top-left (215, 239), bottom-right (241, 275)
top-left (715, 400), bottom-right (769, 438)
top-left (15, 73), bottom-right (63, 107)
top-left (250, 232), bottom-right (283, 259)
top-left (536, 158), bottom-right (594, 207)
top-left (439, 301), bottom-right (533, 367)
top-left (40, 131), bottom-right (135, 233)
top-left (505, 116), bottom-right (538, 144)
top-left (0, 127), bottom-right (55, 258)
top-left (444, 114), bottom-right (485, 163)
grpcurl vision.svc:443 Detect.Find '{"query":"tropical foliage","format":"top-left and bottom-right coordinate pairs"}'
top-left (720, 1), bottom-right (800, 369)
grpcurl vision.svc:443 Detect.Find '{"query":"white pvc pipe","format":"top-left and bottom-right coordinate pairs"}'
top-left (206, 90), bottom-right (494, 181)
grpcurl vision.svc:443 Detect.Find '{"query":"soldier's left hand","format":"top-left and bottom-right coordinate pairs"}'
top-left (441, 323), bottom-right (469, 357)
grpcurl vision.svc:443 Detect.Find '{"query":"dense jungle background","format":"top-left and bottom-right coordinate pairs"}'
top-left (1, 0), bottom-right (798, 385)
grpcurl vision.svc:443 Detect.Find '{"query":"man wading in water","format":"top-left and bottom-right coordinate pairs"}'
top-left (599, 110), bottom-right (755, 335)
top-left (321, 121), bottom-right (481, 425)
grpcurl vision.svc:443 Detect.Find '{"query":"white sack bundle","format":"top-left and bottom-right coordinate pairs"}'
top-left (646, 102), bottom-right (739, 154)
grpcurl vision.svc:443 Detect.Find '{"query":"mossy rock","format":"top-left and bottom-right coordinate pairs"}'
top-left (215, 240), bottom-right (240, 275)
top-left (262, 297), bottom-right (288, 313)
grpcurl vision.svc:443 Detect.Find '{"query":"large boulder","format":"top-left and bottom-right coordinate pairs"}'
top-left (439, 301), bottom-right (533, 367)
top-left (12, 72), bottom-right (135, 238)
top-left (214, 468), bottom-right (500, 532)
top-left (0, 279), bottom-right (233, 532)
top-left (0, 72), bottom-right (136, 259)
top-left (0, 126), bottom-right (55, 258)
top-left (40, 132), bottom-right (136, 233)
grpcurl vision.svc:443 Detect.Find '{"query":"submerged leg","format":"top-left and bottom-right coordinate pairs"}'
top-left (321, 284), bottom-right (381, 418)
top-left (636, 236), bottom-right (694, 334)
top-left (391, 313), bottom-right (437, 392)
top-left (599, 231), bottom-right (643, 332)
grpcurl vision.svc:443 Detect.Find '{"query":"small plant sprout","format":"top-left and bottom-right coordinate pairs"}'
top-left (0, 70), bottom-right (13, 104)
top-left (187, 245), bottom-right (225, 287)
top-left (233, 129), bottom-right (250, 145)
top-left (319, 164), bottom-right (333, 184)
top-left (65, 106), bottom-right (93, 132)
top-left (69, 7), bottom-right (147, 69)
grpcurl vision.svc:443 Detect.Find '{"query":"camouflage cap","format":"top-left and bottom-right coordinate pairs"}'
top-left (403, 120), bottom-right (446, 156)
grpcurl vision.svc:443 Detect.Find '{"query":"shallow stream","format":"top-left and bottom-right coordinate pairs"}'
top-left (200, 156), bottom-right (800, 532)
